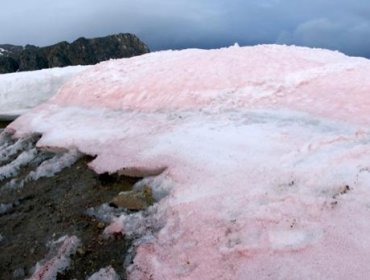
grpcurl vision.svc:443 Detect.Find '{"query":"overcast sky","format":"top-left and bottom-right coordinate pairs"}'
top-left (0, 0), bottom-right (369, 57)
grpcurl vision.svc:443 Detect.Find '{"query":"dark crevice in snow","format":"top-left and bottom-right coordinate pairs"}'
top-left (98, 172), bottom-right (142, 185)
top-left (117, 166), bottom-right (167, 178)
top-left (0, 120), bottom-right (11, 129)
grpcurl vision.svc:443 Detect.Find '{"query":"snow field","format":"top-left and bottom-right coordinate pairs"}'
top-left (6, 44), bottom-right (370, 279)
top-left (0, 65), bottom-right (90, 120)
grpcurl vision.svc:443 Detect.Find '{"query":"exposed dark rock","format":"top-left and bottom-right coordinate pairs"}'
top-left (0, 44), bottom-right (24, 57)
top-left (0, 44), bottom-right (23, 73)
top-left (0, 133), bottom-right (141, 279)
top-left (0, 56), bottom-right (19, 74)
top-left (0, 33), bottom-right (149, 74)
top-left (18, 45), bottom-right (49, 71)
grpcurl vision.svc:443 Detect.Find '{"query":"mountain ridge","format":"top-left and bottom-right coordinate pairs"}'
top-left (0, 33), bottom-right (149, 74)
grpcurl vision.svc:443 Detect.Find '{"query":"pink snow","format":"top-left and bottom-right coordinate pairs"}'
top-left (27, 235), bottom-right (80, 280)
top-left (8, 44), bottom-right (370, 279)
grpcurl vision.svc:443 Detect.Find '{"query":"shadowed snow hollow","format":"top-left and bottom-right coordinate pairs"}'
top-left (7, 45), bottom-right (370, 279)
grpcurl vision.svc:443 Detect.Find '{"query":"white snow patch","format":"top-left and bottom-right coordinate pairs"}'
top-left (133, 173), bottom-right (173, 201)
top-left (4, 149), bottom-right (81, 189)
top-left (87, 266), bottom-right (120, 280)
top-left (27, 235), bottom-right (80, 280)
top-left (26, 148), bottom-right (80, 180)
top-left (104, 206), bottom-right (163, 240)
top-left (0, 65), bottom-right (89, 120)
top-left (0, 148), bottom-right (37, 180)
top-left (268, 228), bottom-right (323, 250)
top-left (86, 203), bottom-right (125, 223)
top-left (0, 47), bottom-right (8, 56)
top-left (0, 134), bottom-right (38, 164)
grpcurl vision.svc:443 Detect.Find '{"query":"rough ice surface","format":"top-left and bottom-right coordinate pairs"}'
top-left (8, 45), bottom-right (370, 279)
top-left (86, 203), bottom-right (127, 224)
top-left (87, 266), bottom-right (120, 280)
top-left (25, 148), bottom-right (80, 180)
top-left (27, 235), bottom-right (80, 280)
top-left (0, 132), bottom-right (80, 190)
top-left (0, 148), bottom-right (37, 180)
top-left (4, 149), bottom-right (80, 190)
top-left (0, 65), bottom-right (89, 120)
top-left (0, 134), bottom-right (38, 164)
top-left (104, 206), bottom-right (163, 240)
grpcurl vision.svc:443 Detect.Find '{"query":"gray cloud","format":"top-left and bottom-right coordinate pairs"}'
top-left (277, 17), bottom-right (370, 57)
top-left (0, 0), bottom-right (369, 57)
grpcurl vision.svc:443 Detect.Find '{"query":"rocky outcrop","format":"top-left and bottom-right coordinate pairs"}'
top-left (0, 44), bottom-right (24, 57)
top-left (0, 56), bottom-right (19, 73)
top-left (0, 33), bottom-right (149, 74)
top-left (0, 44), bottom-right (23, 73)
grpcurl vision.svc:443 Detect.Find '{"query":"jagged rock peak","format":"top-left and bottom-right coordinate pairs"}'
top-left (0, 33), bottom-right (149, 74)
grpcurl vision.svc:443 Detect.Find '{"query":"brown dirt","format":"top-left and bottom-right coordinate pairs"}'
top-left (0, 133), bottom-right (142, 279)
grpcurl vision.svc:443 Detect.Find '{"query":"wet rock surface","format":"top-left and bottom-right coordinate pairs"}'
top-left (0, 132), bottom-right (144, 279)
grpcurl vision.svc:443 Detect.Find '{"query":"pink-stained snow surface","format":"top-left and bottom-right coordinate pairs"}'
top-left (7, 45), bottom-right (370, 279)
top-left (27, 235), bottom-right (80, 280)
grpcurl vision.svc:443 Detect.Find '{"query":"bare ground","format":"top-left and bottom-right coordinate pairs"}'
top-left (0, 132), bottom-right (142, 279)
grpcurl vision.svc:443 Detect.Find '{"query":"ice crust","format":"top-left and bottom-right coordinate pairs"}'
top-left (0, 65), bottom-right (89, 120)
top-left (8, 45), bottom-right (370, 279)
top-left (0, 148), bottom-right (37, 180)
top-left (25, 148), bottom-right (80, 181)
top-left (0, 134), bottom-right (37, 164)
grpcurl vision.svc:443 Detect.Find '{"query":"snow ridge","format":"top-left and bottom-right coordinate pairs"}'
top-left (8, 45), bottom-right (370, 280)
top-left (0, 65), bottom-right (90, 120)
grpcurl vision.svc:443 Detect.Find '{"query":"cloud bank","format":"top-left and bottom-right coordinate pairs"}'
top-left (0, 0), bottom-right (369, 57)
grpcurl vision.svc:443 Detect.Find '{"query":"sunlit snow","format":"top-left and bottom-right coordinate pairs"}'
top-left (6, 44), bottom-right (370, 279)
